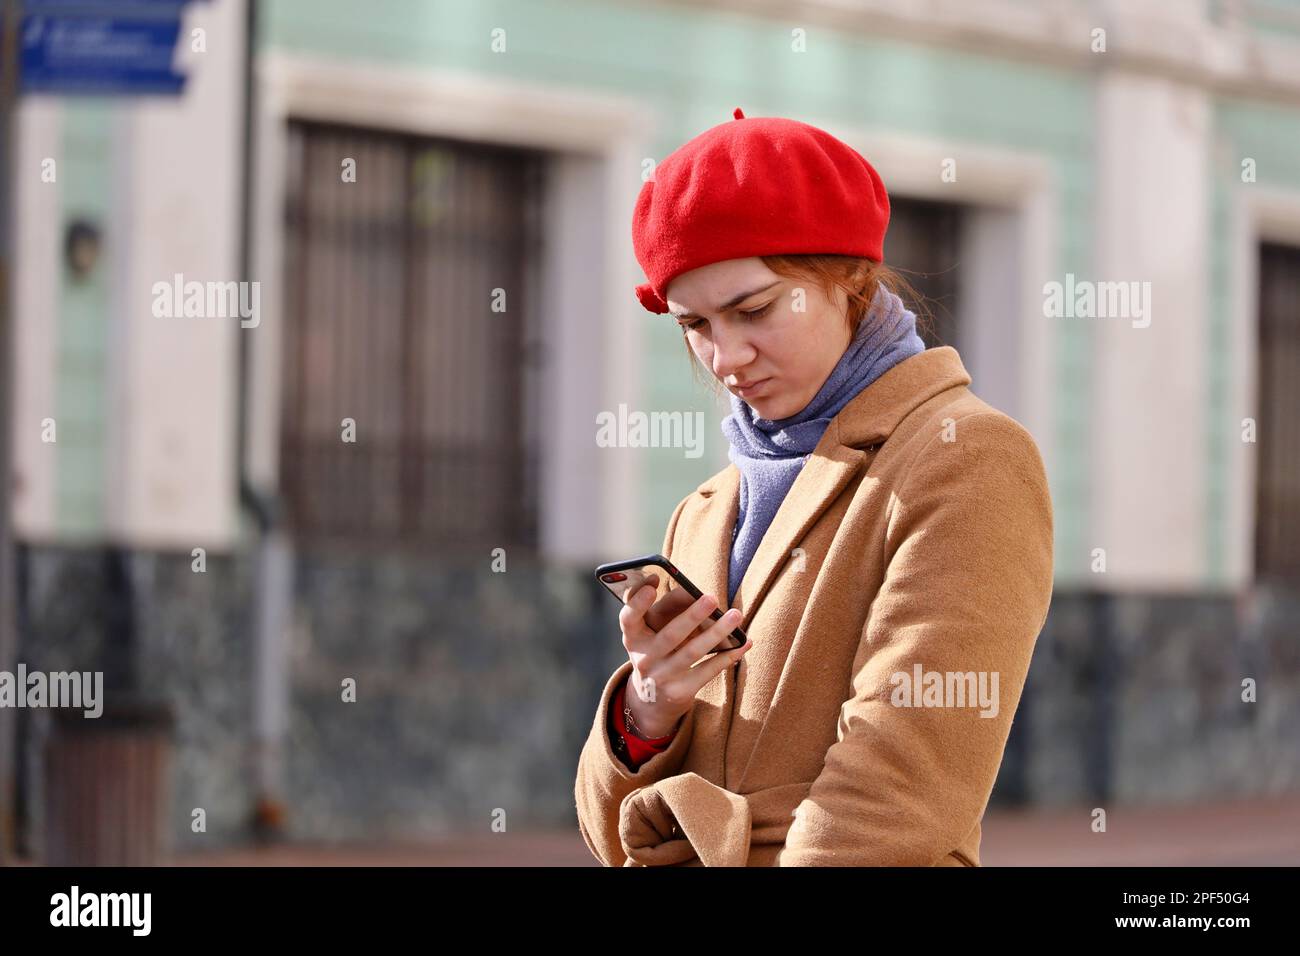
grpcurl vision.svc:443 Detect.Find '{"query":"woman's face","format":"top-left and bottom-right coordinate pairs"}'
top-left (665, 257), bottom-right (852, 421)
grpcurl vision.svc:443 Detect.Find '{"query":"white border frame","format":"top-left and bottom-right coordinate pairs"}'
top-left (1229, 184), bottom-right (1300, 590)
top-left (10, 99), bottom-right (64, 542)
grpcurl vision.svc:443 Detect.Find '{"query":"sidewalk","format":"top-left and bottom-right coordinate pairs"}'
top-left (172, 795), bottom-right (1300, 866)
top-left (980, 794), bottom-right (1300, 866)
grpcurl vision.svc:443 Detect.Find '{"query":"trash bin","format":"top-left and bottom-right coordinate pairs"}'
top-left (41, 699), bottom-right (175, 866)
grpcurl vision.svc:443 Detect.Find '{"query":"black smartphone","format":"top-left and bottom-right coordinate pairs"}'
top-left (594, 553), bottom-right (748, 651)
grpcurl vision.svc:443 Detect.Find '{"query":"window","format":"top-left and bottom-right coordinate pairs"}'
top-left (1255, 242), bottom-right (1300, 583)
top-left (883, 197), bottom-right (965, 349)
top-left (280, 121), bottom-right (543, 550)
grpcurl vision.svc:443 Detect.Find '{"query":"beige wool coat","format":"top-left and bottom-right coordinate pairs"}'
top-left (574, 345), bottom-right (1054, 866)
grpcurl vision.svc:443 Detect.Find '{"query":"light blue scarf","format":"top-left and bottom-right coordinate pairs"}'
top-left (721, 285), bottom-right (925, 604)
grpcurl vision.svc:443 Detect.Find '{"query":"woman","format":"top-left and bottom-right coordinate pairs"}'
top-left (574, 109), bottom-right (1054, 867)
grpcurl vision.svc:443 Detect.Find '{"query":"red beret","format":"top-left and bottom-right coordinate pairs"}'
top-left (631, 107), bottom-right (890, 314)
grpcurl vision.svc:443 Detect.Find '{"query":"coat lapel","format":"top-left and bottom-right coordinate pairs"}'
top-left (681, 347), bottom-right (974, 629)
top-left (700, 347), bottom-right (973, 623)
top-left (732, 423), bottom-right (867, 626)
top-left (678, 415), bottom-right (869, 635)
top-left (684, 466), bottom-right (739, 612)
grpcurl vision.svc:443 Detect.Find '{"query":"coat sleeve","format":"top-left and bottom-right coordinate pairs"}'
top-left (574, 492), bottom-right (699, 867)
top-left (774, 412), bottom-right (1054, 866)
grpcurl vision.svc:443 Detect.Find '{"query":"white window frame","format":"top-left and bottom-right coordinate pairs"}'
top-left (800, 120), bottom-right (1059, 467)
top-left (252, 54), bottom-right (661, 561)
top-left (1229, 185), bottom-right (1300, 590)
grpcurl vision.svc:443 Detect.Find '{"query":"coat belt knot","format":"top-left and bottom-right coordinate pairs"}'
top-left (618, 772), bottom-right (813, 866)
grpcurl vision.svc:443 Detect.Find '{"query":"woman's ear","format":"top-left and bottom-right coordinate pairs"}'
top-left (850, 260), bottom-right (874, 294)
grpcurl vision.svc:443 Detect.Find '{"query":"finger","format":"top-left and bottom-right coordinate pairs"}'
top-left (654, 592), bottom-right (719, 654)
top-left (644, 585), bottom-right (695, 632)
top-left (621, 580), bottom-right (656, 606)
top-left (618, 586), bottom-right (658, 648)
top-left (675, 606), bottom-right (744, 665)
top-left (680, 637), bottom-right (753, 698)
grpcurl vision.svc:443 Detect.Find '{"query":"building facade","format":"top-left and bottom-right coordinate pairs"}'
top-left (9, 0), bottom-right (1300, 850)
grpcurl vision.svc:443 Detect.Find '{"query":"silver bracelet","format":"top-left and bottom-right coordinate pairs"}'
top-left (623, 703), bottom-right (672, 741)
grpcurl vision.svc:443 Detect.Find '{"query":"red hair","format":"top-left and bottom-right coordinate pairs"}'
top-left (680, 254), bottom-right (935, 386)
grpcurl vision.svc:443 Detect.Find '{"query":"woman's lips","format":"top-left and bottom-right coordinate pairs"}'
top-left (734, 377), bottom-right (771, 398)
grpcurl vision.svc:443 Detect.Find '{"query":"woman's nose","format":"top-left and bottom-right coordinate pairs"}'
top-left (710, 325), bottom-right (756, 379)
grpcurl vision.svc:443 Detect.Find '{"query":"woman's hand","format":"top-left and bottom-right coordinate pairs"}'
top-left (617, 573), bottom-right (753, 739)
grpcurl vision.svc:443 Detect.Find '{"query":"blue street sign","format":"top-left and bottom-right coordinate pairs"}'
top-left (21, 1), bottom-right (191, 11)
top-left (20, 1), bottom-right (197, 95)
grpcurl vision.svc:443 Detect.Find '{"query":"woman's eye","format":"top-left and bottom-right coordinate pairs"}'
top-left (679, 302), bottom-right (770, 332)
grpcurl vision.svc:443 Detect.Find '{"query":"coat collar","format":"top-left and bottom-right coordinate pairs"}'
top-left (690, 346), bottom-right (972, 619)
